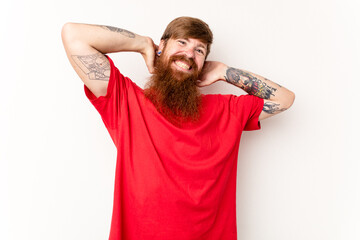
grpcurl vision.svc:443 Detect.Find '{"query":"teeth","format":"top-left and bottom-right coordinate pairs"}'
top-left (175, 61), bottom-right (190, 70)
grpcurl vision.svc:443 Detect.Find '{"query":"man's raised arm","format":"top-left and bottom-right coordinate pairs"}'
top-left (61, 22), bottom-right (156, 98)
top-left (198, 61), bottom-right (295, 120)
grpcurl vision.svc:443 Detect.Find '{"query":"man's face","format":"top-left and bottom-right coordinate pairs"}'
top-left (158, 37), bottom-right (207, 78)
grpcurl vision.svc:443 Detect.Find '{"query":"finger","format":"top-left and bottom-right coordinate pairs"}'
top-left (148, 62), bottom-right (155, 74)
top-left (196, 80), bottom-right (207, 87)
top-left (145, 57), bottom-right (155, 74)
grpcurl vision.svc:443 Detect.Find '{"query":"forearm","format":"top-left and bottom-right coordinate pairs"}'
top-left (61, 22), bottom-right (148, 54)
top-left (220, 65), bottom-right (294, 105)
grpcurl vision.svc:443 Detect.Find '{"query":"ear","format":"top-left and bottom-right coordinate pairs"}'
top-left (158, 40), bottom-right (166, 52)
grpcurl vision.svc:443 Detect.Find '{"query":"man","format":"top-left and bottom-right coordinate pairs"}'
top-left (61, 17), bottom-right (295, 240)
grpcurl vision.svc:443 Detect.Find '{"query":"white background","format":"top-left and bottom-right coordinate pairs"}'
top-left (1, 0), bottom-right (359, 239)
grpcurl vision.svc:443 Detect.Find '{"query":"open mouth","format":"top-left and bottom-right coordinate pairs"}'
top-left (174, 60), bottom-right (192, 71)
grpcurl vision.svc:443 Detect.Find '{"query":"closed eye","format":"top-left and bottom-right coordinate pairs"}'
top-left (178, 40), bottom-right (186, 45)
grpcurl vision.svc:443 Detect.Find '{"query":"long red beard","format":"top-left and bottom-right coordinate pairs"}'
top-left (144, 54), bottom-right (202, 125)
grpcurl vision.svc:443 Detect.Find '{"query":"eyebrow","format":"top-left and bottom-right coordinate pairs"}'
top-left (183, 38), bottom-right (207, 50)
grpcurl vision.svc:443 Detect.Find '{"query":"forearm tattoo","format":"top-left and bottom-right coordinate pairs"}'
top-left (263, 102), bottom-right (288, 114)
top-left (225, 67), bottom-right (277, 99)
top-left (71, 53), bottom-right (110, 81)
top-left (100, 25), bottom-right (135, 38)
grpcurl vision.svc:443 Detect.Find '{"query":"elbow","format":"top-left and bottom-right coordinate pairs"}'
top-left (285, 91), bottom-right (295, 109)
top-left (61, 22), bottom-right (77, 43)
top-left (61, 22), bottom-right (71, 43)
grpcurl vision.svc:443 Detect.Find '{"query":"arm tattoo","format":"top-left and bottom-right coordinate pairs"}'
top-left (263, 102), bottom-right (288, 114)
top-left (100, 25), bottom-right (135, 38)
top-left (225, 67), bottom-right (277, 99)
top-left (71, 53), bottom-right (110, 81)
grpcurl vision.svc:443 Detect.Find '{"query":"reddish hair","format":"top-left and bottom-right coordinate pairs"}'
top-left (161, 16), bottom-right (213, 58)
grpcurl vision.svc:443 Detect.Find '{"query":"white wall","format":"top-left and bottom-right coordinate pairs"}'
top-left (1, 0), bottom-right (358, 239)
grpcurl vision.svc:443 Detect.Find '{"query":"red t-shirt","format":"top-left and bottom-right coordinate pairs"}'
top-left (84, 55), bottom-right (264, 240)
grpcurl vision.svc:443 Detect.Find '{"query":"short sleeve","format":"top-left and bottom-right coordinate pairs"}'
top-left (230, 94), bottom-right (264, 131)
top-left (84, 55), bottom-right (131, 132)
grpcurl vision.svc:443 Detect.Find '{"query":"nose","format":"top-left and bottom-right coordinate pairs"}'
top-left (184, 47), bottom-right (195, 58)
